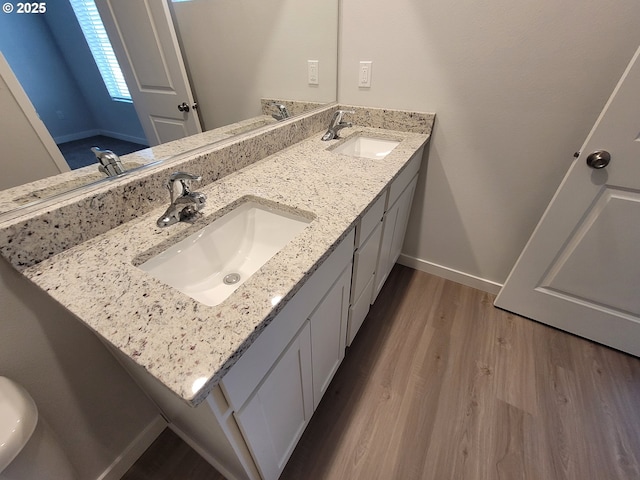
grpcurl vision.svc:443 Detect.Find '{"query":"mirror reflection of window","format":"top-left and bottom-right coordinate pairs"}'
top-left (68, 0), bottom-right (131, 102)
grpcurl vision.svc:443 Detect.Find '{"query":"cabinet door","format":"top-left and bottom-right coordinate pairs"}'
top-left (389, 176), bottom-right (418, 267)
top-left (347, 273), bottom-right (375, 346)
top-left (351, 221), bottom-right (383, 303)
top-left (373, 205), bottom-right (399, 301)
top-left (310, 265), bottom-right (351, 409)
top-left (373, 176), bottom-right (418, 302)
top-left (235, 322), bottom-right (313, 480)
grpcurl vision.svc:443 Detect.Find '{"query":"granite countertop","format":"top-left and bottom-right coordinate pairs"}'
top-left (20, 126), bottom-right (429, 405)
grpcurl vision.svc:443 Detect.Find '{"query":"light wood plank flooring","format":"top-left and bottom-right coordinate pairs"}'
top-left (123, 265), bottom-right (640, 480)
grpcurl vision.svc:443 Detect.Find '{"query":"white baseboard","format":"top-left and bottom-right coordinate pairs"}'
top-left (168, 424), bottom-right (240, 480)
top-left (98, 130), bottom-right (148, 146)
top-left (55, 130), bottom-right (100, 144)
top-left (397, 254), bottom-right (503, 295)
top-left (96, 415), bottom-right (167, 480)
top-left (54, 130), bottom-right (148, 147)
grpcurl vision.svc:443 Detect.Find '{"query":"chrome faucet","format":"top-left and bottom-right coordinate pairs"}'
top-left (321, 110), bottom-right (355, 141)
top-left (92, 147), bottom-right (125, 176)
top-left (157, 172), bottom-right (207, 228)
top-left (270, 102), bottom-right (290, 121)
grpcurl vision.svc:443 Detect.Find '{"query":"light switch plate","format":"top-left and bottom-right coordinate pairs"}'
top-left (359, 61), bottom-right (372, 88)
top-left (308, 60), bottom-right (319, 85)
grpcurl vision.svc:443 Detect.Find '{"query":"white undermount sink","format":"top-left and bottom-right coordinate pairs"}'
top-left (331, 136), bottom-right (400, 159)
top-left (138, 201), bottom-right (312, 306)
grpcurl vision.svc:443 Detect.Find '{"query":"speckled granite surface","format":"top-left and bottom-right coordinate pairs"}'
top-left (0, 106), bottom-right (434, 406)
top-left (19, 127), bottom-right (430, 404)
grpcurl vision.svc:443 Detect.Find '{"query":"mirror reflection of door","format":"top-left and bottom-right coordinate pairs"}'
top-left (94, 0), bottom-right (203, 146)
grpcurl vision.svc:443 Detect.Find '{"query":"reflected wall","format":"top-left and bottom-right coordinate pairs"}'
top-left (172, 0), bottom-right (338, 130)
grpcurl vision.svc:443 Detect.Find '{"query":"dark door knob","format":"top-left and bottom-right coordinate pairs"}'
top-left (586, 150), bottom-right (611, 169)
top-left (178, 102), bottom-right (190, 113)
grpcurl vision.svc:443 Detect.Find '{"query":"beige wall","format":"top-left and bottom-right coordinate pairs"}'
top-left (0, 258), bottom-right (159, 479)
top-left (339, 0), bottom-right (640, 286)
top-left (171, 0), bottom-right (338, 130)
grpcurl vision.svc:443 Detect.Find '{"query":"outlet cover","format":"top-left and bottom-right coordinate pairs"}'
top-left (308, 60), bottom-right (319, 85)
top-left (359, 61), bottom-right (372, 88)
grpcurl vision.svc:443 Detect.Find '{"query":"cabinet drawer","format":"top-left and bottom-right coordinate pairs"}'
top-left (355, 193), bottom-right (385, 249)
top-left (387, 146), bottom-right (423, 209)
top-left (351, 220), bottom-right (382, 303)
top-left (347, 274), bottom-right (375, 346)
top-left (221, 228), bottom-right (355, 411)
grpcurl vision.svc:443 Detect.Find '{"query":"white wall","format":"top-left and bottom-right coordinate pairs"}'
top-left (0, 53), bottom-right (69, 190)
top-left (0, 257), bottom-right (160, 480)
top-left (171, 0), bottom-right (338, 130)
top-left (339, 0), bottom-right (640, 286)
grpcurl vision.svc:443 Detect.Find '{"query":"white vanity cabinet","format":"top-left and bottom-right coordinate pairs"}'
top-left (373, 147), bottom-right (423, 302)
top-left (233, 264), bottom-right (351, 480)
top-left (219, 229), bottom-right (354, 480)
top-left (234, 321), bottom-right (313, 480)
top-left (104, 144), bottom-right (425, 480)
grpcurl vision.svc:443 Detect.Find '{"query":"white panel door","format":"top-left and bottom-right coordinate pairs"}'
top-left (495, 46), bottom-right (640, 356)
top-left (95, 0), bottom-right (202, 146)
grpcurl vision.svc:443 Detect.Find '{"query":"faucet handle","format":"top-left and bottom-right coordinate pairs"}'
top-left (270, 102), bottom-right (290, 119)
top-left (331, 109), bottom-right (355, 125)
top-left (167, 172), bottom-right (202, 202)
top-left (336, 109), bottom-right (355, 117)
top-left (169, 172), bottom-right (202, 182)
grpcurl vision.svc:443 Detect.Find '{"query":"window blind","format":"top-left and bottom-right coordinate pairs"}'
top-left (69, 0), bottom-right (131, 101)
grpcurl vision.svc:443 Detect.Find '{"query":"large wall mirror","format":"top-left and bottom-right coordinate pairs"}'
top-left (0, 0), bottom-right (338, 213)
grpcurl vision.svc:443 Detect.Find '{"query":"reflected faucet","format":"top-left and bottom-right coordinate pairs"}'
top-left (321, 110), bottom-right (354, 141)
top-left (270, 102), bottom-right (290, 121)
top-left (157, 172), bottom-right (207, 228)
top-left (92, 147), bottom-right (125, 177)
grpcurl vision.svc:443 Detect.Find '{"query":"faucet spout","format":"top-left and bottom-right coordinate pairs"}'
top-left (92, 147), bottom-right (125, 176)
top-left (321, 110), bottom-right (355, 141)
top-left (270, 102), bottom-right (290, 121)
top-left (157, 172), bottom-right (207, 227)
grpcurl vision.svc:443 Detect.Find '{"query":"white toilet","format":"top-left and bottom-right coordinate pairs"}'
top-left (0, 377), bottom-right (77, 480)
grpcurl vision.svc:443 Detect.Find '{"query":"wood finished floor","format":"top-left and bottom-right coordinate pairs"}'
top-left (122, 265), bottom-right (640, 480)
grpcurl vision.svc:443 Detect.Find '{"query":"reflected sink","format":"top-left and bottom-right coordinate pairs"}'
top-left (138, 201), bottom-right (312, 306)
top-left (331, 136), bottom-right (400, 159)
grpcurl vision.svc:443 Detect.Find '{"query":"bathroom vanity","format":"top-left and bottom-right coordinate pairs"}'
top-left (0, 104), bottom-right (433, 480)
